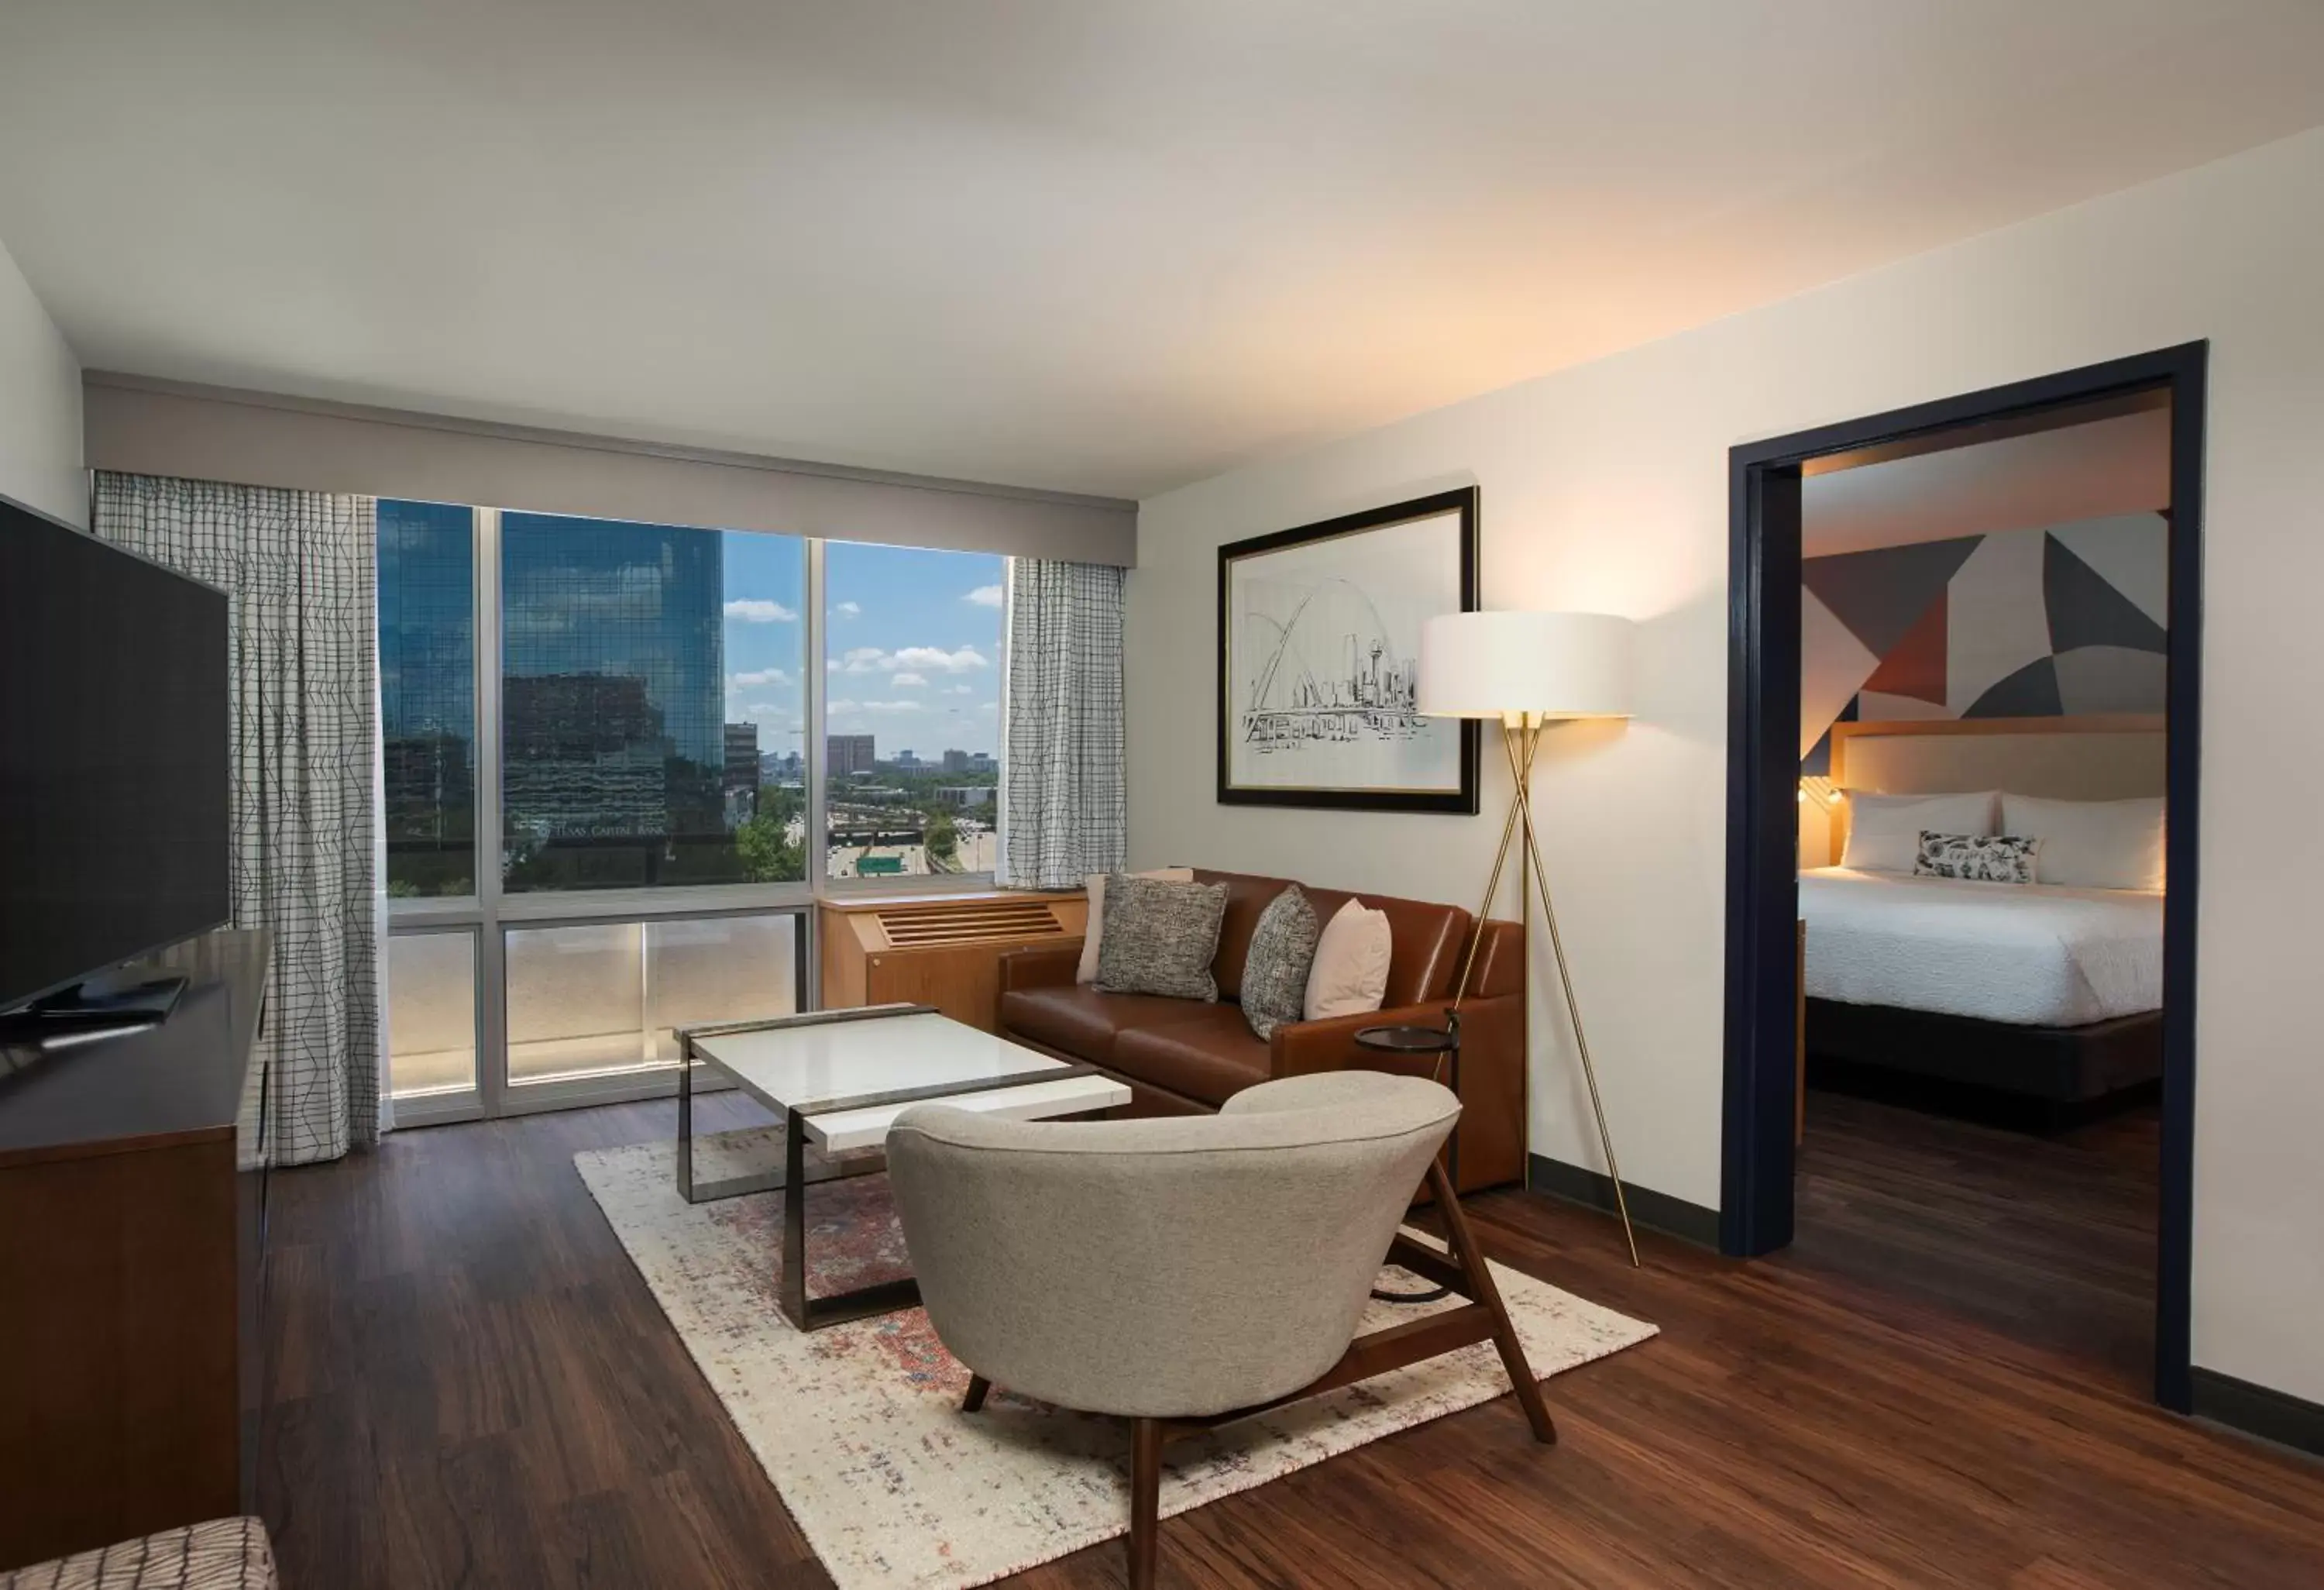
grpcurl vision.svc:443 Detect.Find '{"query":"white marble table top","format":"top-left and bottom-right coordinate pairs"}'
top-left (687, 1006), bottom-right (1129, 1153)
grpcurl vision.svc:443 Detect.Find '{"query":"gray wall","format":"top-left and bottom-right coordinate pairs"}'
top-left (0, 232), bottom-right (82, 525)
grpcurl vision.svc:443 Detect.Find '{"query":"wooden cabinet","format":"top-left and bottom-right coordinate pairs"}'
top-left (819, 890), bottom-right (1085, 1031)
top-left (0, 931), bottom-right (271, 1568)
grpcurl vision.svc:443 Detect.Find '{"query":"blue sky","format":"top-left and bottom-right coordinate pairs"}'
top-left (721, 536), bottom-right (1004, 760)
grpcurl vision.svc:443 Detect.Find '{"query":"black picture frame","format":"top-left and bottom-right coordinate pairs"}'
top-left (1215, 487), bottom-right (1480, 814)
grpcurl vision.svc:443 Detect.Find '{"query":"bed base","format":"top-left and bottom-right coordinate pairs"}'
top-left (1804, 998), bottom-right (2161, 1105)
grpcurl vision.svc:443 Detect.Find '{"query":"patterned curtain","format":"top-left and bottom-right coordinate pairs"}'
top-left (999, 559), bottom-right (1128, 889)
top-left (95, 472), bottom-right (383, 1165)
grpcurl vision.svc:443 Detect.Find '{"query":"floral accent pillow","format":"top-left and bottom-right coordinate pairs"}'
top-left (1915, 831), bottom-right (2040, 885)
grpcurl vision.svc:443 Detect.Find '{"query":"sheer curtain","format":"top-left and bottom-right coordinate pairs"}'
top-left (95, 471), bottom-right (386, 1164)
top-left (999, 559), bottom-right (1127, 889)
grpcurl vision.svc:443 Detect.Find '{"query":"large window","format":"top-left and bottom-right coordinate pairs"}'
top-left (497, 513), bottom-right (806, 890)
top-left (377, 501), bottom-right (1003, 1117)
top-left (822, 542), bottom-right (1005, 879)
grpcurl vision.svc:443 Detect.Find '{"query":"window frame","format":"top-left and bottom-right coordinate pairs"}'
top-left (382, 504), bottom-right (1009, 1120)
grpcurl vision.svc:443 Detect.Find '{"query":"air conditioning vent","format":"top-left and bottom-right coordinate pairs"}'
top-left (871, 898), bottom-right (1072, 950)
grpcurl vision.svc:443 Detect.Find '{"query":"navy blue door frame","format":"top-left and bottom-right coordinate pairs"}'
top-left (1721, 343), bottom-right (2206, 1413)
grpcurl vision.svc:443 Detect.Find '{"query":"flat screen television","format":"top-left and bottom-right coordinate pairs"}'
top-left (0, 492), bottom-right (232, 1020)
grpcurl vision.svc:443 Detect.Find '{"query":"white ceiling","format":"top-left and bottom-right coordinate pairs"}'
top-left (2, 2), bottom-right (2320, 501)
top-left (1802, 408), bottom-right (2171, 556)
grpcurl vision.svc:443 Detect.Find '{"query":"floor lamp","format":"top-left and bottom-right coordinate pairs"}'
top-left (1420, 610), bottom-right (1641, 1266)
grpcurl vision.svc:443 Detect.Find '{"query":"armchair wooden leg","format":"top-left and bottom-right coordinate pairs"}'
top-left (963, 1374), bottom-right (991, 1413)
top-left (1128, 1416), bottom-right (1163, 1590)
top-left (1428, 1159), bottom-right (1558, 1445)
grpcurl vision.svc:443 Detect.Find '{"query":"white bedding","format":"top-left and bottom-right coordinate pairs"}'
top-left (1800, 866), bottom-right (2163, 1027)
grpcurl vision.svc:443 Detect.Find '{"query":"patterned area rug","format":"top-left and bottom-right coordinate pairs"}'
top-left (576, 1130), bottom-right (1657, 1590)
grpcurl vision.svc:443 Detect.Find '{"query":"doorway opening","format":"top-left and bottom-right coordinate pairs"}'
top-left (1721, 345), bottom-right (2205, 1410)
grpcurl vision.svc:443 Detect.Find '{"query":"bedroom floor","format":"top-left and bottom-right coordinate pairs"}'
top-left (1789, 1080), bottom-right (2161, 1391)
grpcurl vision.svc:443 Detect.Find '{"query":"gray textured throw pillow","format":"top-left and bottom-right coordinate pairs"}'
top-left (1240, 885), bottom-right (1320, 1040)
top-left (1095, 873), bottom-right (1228, 1000)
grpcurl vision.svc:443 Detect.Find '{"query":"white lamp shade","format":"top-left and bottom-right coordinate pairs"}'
top-left (1417, 610), bottom-right (1635, 720)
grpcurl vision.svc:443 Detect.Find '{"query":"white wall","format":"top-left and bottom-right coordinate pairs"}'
top-left (0, 230), bottom-right (84, 525)
top-left (1129, 127), bottom-right (2324, 1404)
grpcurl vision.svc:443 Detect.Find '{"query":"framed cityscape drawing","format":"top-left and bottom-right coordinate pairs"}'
top-left (1216, 487), bottom-right (1479, 813)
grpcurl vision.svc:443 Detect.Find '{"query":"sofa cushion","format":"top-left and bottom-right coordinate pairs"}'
top-left (1095, 873), bottom-right (1229, 1000)
top-left (1000, 985), bottom-right (1208, 1062)
top-left (1112, 1006), bottom-right (1274, 1107)
top-left (1198, 870), bottom-right (1469, 1007)
top-left (1240, 884), bottom-right (1320, 1040)
top-left (1302, 884), bottom-right (1468, 1006)
top-left (1078, 866), bottom-right (1196, 983)
top-left (1304, 897), bottom-right (1391, 1020)
top-left (1201, 871), bottom-right (1297, 1001)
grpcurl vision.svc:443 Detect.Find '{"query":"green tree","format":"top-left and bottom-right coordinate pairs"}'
top-left (737, 783), bottom-right (806, 882)
top-left (924, 809), bottom-right (958, 868)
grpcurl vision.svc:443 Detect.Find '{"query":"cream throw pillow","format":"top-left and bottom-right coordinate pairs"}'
top-left (1077, 867), bottom-right (1195, 983)
top-left (1304, 898), bottom-right (1391, 1020)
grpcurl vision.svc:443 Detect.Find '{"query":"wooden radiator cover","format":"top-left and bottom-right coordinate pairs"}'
top-left (818, 890), bottom-right (1087, 1032)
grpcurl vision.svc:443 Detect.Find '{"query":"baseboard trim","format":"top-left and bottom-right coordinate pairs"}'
top-left (2191, 1368), bottom-right (2324, 1461)
top-left (1526, 1154), bottom-right (1721, 1248)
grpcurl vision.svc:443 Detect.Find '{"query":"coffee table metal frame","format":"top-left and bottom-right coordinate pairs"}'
top-left (676, 1004), bottom-right (1099, 1331)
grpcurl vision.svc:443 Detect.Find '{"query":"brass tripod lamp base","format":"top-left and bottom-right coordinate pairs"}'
top-left (1425, 611), bottom-right (1642, 1268)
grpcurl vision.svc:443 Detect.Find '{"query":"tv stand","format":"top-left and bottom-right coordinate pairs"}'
top-left (0, 930), bottom-right (270, 1566)
top-left (0, 972), bottom-right (187, 1045)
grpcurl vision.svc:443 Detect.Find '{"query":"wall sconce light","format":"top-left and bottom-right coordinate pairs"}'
top-left (1798, 776), bottom-right (1844, 808)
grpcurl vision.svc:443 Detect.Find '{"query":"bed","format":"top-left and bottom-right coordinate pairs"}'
top-left (1800, 716), bottom-right (2166, 1103)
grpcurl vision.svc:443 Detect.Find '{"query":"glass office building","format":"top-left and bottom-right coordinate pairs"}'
top-left (378, 501), bottom-right (478, 897)
top-left (500, 513), bottom-right (728, 890)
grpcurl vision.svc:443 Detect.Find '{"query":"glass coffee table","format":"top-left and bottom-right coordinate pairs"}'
top-left (676, 1003), bottom-right (1131, 1330)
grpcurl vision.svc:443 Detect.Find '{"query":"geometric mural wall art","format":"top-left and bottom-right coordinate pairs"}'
top-left (1800, 512), bottom-right (2166, 773)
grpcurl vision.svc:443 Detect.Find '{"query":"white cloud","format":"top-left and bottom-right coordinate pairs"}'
top-left (977, 702), bottom-right (998, 714)
top-left (832, 645), bottom-right (989, 675)
top-left (724, 598), bottom-right (796, 623)
top-left (889, 672), bottom-right (928, 688)
top-left (727, 666), bottom-right (792, 689)
top-left (964, 584), bottom-right (1004, 609)
top-left (946, 684), bottom-right (974, 696)
top-left (829, 698), bottom-right (923, 715)
top-left (896, 645), bottom-right (990, 673)
top-left (835, 601), bottom-right (861, 618)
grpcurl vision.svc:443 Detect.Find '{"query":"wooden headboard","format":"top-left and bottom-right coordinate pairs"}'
top-left (1824, 714), bottom-right (2166, 866)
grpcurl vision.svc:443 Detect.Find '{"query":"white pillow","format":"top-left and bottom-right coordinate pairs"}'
top-left (2000, 793), bottom-right (2165, 891)
top-left (1841, 790), bottom-right (1999, 873)
top-left (1304, 898), bottom-right (1391, 1021)
top-left (1077, 868), bottom-right (1195, 983)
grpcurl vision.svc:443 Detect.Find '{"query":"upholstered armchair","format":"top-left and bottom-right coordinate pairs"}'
top-left (887, 1070), bottom-right (1553, 1589)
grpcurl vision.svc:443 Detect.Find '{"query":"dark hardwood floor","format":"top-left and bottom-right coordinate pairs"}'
top-left (1793, 1083), bottom-right (2161, 1392)
top-left (259, 1096), bottom-right (2324, 1588)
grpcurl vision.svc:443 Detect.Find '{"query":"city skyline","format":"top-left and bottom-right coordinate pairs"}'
top-left (380, 502), bottom-right (1006, 894)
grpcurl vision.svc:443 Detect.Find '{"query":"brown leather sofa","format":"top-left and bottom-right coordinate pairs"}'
top-left (995, 869), bottom-right (1526, 1191)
